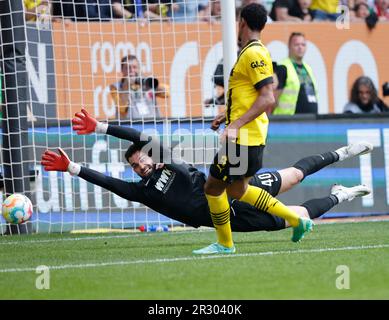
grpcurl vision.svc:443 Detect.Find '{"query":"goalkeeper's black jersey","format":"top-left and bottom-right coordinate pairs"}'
top-left (78, 124), bottom-right (213, 228)
top-left (77, 124), bottom-right (286, 231)
top-left (78, 163), bottom-right (212, 228)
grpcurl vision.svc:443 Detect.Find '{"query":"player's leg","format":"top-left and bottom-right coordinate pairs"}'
top-left (247, 149), bottom-right (350, 199)
top-left (235, 176), bottom-right (313, 241)
top-left (286, 184), bottom-right (371, 227)
top-left (231, 183), bottom-right (371, 232)
top-left (203, 175), bottom-right (234, 249)
top-left (230, 144), bottom-right (313, 241)
top-left (273, 141), bottom-right (374, 195)
top-left (193, 148), bottom-right (236, 254)
top-left (222, 144), bottom-right (310, 236)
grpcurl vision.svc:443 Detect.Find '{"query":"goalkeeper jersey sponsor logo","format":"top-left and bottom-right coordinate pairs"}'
top-left (154, 168), bottom-right (176, 193)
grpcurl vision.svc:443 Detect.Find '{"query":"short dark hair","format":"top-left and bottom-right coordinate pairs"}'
top-left (240, 3), bottom-right (268, 32)
top-left (125, 143), bottom-right (142, 163)
top-left (288, 32), bottom-right (305, 46)
top-left (350, 76), bottom-right (378, 106)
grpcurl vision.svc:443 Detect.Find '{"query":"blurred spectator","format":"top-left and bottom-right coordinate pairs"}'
top-left (51, 0), bottom-right (76, 21)
top-left (204, 59), bottom-right (225, 108)
top-left (272, 32), bottom-right (318, 115)
top-left (310, 0), bottom-right (341, 21)
top-left (350, 2), bottom-right (379, 28)
top-left (112, 0), bottom-right (146, 20)
top-left (110, 55), bottom-right (169, 120)
top-left (269, 0), bottom-right (314, 22)
top-left (198, 0), bottom-right (221, 22)
top-left (344, 76), bottom-right (389, 113)
top-left (270, 0), bottom-right (302, 21)
top-left (352, 2), bottom-right (372, 19)
top-left (170, 0), bottom-right (202, 22)
top-left (142, 0), bottom-right (180, 21)
top-left (112, 0), bottom-right (178, 21)
top-left (345, 0), bottom-right (375, 9)
top-left (24, 0), bottom-right (51, 22)
top-left (374, 0), bottom-right (389, 21)
top-left (51, 0), bottom-right (113, 22)
top-left (81, 0), bottom-right (113, 21)
top-left (289, 0), bottom-right (315, 21)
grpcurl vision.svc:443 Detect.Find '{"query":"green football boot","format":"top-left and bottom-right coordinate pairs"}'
top-left (192, 243), bottom-right (236, 255)
top-left (292, 217), bottom-right (314, 243)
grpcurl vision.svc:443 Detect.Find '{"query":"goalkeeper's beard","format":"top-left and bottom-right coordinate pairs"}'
top-left (141, 163), bottom-right (155, 179)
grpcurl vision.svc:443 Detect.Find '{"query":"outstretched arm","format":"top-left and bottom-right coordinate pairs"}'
top-left (72, 108), bottom-right (172, 163)
top-left (72, 108), bottom-right (147, 145)
top-left (41, 148), bottom-right (142, 202)
top-left (78, 166), bottom-right (142, 202)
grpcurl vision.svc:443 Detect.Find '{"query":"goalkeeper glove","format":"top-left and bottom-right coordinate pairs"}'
top-left (72, 108), bottom-right (107, 135)
top-left (41, 148), bottom-right (80, 175)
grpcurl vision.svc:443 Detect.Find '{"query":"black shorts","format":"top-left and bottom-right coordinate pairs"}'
top-left (196, 200), bottom-right (286, 232)
top-left (249, 171), bottom-right (282, 197)
top-left (229, 170), bottom-right (285, 232)
top-left (209, 143), bottom-right (265, 183)
top-left (230, 200), bottom-right (286, 232)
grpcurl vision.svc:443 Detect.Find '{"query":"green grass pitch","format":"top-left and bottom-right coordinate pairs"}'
top-left (1, 221), bottom-right (389, 299)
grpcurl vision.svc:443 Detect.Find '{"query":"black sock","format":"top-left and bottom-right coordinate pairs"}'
top-left (293, 152), bottom-right (339, 181)
top-left (301, 196), bottom-right (339, 219)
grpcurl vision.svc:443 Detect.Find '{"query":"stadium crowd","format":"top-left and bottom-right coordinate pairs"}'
top-left (24, 0), bottom-right (389, 25)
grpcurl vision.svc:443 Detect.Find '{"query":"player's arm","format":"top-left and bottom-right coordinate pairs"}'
top-left (211, 110), bottom-right (226, 131)
top-left (72, 108), bottom-right (170, 162)
top-left (72, 108), bottom-right (147, 145)
top-left (41, 148), bottom-right (142, 202)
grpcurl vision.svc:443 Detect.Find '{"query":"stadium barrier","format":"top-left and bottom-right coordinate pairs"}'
top-left (1, 114), bottom-right (388, 233)
top-left (2, 17), bottom-right (389, 233)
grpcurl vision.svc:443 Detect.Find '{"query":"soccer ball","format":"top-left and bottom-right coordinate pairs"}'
top-left (2, 194), bottom-right (33, 224)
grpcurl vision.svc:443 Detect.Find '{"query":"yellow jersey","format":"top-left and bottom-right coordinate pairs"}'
top-left (226, 39), bottom-right (273, 146)
top-left (310, 0), bottom-right (339, 14)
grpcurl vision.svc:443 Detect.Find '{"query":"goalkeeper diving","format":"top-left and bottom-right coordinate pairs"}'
top-left (41, 109), bottom-right (372, 234)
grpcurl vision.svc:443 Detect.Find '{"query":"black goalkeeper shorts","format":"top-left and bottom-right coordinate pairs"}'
top-left (193, 170), bottom-right (285, 232)
top-left (249, 170), bottom-right (282, 197)
top-left (230, 170), bottom-right (285, 232)
top-left (230, 200), bottom-right (286, 232)
top-left (209, 142), bottom-right (265, 183)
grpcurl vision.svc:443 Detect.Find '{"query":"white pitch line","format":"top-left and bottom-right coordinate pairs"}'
top-left (0, 234), bottom-right (147, 245)
top-left (1, 244), bottom-right (388, 274)
top-left (1, 219), bottom-right (388, 246)
top-left (0, 229), bottom-right (207, 246)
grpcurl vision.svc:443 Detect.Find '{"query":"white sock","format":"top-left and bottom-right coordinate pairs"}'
top-left (67, 162), bottom-right (81, 176)
top-left (334, 146), bottom-right (347, 162)
top-left (95, 122), bottom-right (108, 134)
top-left (332, 190), bottom-right (347, 203)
